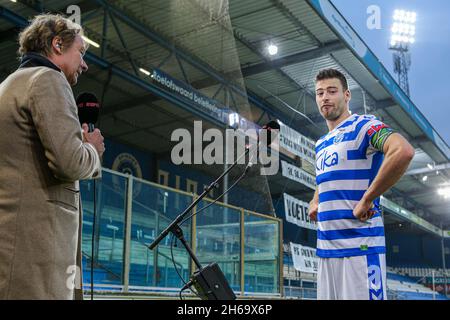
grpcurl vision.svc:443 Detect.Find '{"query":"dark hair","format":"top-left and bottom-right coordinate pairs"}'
top-left (315, 68), bottom-right (348, 91)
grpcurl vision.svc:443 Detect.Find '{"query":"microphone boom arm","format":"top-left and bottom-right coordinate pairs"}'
top-left (148, 147), bottom-right (250, 251)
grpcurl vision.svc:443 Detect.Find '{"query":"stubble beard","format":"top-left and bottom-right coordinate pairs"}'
top-left (323, 105), bottom-right (343, 121)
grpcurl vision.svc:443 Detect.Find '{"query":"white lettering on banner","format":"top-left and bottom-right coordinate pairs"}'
top-left (151, 69), bottom-right (223, 120)
top-left (283, 193), bottom-right (317, 230)
top-left (279, 122), bottom-right (315, 164)
top-left (290, 242), bottom-right (318, 274)
top-left (153, 70), bottom-right (193, 99)
top-left (281, 160), bottom-right (316, 190)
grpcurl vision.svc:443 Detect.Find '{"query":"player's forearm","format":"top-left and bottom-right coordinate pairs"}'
top-left (312, 188), bottom-right (319, 204)
top-left (362, 137), bottom-right (414, 203)
top-left (314, 188), bottom-right (319, 202)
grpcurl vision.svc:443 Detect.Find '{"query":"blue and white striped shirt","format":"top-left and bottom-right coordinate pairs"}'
top-left (314, 113), bottom-right (391, 258)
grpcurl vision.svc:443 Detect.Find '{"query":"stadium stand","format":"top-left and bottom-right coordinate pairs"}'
top-left (386, 267), bottom-right (448, 300)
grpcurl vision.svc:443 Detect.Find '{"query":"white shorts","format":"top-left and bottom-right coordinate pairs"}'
top-left (317, 253), bottom-right (387, 300)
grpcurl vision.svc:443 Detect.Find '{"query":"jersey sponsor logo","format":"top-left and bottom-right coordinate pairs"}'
top-left (316, 150), bottom-right (339, 171)
top-left (367, 123), bottom-right (389, 137)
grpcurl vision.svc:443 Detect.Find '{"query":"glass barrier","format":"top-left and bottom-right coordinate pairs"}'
top-left (128, 179), bottom-right (192, 289)
top-left (195, 200), bottom-right (242, 292)
top-left (80, 169), bottom-right (281, 296)
top-left (80, 172), bottom-right (127, 287)
top-left (243, 211), bottom-right (280, 294)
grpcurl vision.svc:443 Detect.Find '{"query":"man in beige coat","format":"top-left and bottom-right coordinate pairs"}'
top-left (0, 14), bottom-right (104, 299)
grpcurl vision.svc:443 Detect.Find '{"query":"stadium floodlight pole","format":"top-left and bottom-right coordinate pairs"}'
top-left (389, 9), bottom-right (416, 97)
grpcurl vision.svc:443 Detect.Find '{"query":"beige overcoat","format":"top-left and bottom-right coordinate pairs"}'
top-left (0, 66), bottom-right (101, 299)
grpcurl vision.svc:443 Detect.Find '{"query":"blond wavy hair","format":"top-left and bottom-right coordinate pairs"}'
top-left (18, 13), bottom-right (87, 58)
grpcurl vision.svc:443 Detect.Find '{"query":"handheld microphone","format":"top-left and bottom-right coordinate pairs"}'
top-left (76, 92), bottom-right (100, 132)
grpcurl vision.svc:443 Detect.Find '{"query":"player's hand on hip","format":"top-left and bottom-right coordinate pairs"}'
top-left (353, 198), bottom-right (376, 222)
top-left (82, 123), bottom-right (105, 157)
top-left (308, 199), bottom-right (319, 222)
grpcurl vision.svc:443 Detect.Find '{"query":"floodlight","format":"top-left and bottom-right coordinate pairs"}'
top-left (267, 44), bottom-right (278, 56)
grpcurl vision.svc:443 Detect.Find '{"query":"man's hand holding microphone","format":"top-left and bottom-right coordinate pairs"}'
top-left (82, 123), bottom-right (105, 157)
top-left (77, 92), bottom-right (104, 157)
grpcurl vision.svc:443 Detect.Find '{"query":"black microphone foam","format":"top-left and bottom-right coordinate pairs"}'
top-left (261, 120), bottom-right (280, 147)
top-left (76, 92), bottom-right (100, 132)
